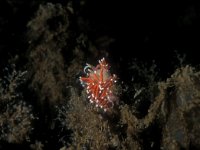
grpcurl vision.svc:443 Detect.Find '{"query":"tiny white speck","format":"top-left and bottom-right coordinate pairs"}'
top-left (100, 87), bottom-right (104, 90)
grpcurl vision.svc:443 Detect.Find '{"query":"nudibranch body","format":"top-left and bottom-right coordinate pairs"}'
top-left (79, 58), bottom-right (117, 111)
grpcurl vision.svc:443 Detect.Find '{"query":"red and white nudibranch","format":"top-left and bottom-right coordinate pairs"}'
top-left (79, 57), bottom-right (117, 111)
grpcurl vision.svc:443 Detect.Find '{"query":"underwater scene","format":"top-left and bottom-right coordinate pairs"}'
top-left (0, 1), bottom-right (200, 149)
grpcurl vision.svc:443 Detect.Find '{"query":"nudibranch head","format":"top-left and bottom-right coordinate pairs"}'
top-left (79, 57), bottom-right (117, 111)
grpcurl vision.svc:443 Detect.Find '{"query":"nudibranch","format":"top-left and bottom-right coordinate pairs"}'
top-left (79, 58), bottom-right (117, 111)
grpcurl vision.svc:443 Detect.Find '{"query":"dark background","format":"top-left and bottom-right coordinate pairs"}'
top-left (80, 1), bottom-right (200, 80)
top-left (1, 1), bottom-right (200, 76)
